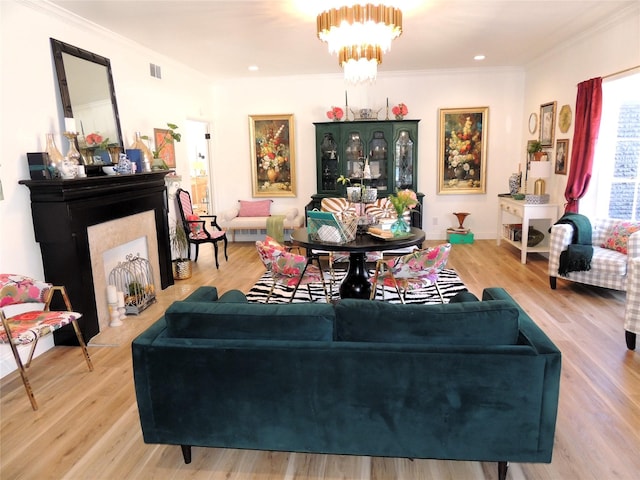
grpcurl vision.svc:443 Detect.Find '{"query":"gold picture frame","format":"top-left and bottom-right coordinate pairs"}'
top-left (539, 101), bottom-right (557, 147)
top-left (249, 114), bottom-right (296, 197)
top-left (437, 107), bottom-right (489, 194)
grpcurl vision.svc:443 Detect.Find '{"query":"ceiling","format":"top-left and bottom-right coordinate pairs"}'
top-left (49, 0), bottom-right (635, 80)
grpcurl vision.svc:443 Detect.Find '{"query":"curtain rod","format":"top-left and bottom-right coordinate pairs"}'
top-left (603, 65), bottom-right (640, 79)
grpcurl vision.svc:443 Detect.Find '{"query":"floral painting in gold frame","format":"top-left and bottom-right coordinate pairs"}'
top-left (437, 107), bottom-right (489, 194)
top-left (249, 114), bottom-right (296, 197)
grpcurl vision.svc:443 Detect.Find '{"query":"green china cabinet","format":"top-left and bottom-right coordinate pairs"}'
top-left (310, 119), bottom-right (423, 227)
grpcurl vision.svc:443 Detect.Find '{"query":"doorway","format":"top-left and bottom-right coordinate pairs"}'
top-left (185, 120), bottom-right (212, 215)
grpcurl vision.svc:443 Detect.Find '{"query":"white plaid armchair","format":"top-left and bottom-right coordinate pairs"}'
top-left (548, 218), bottom-right (640, 350)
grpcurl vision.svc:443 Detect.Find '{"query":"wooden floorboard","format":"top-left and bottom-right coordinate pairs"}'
top-left (1, 239), bottom-right (639, 479)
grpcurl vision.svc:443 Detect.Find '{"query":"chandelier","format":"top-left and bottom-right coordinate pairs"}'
top-left (317, 3), bottom-right (403, 84)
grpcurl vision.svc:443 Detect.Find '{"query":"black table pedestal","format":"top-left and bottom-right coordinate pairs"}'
top-left (339, 252), bottom-right (371, 299)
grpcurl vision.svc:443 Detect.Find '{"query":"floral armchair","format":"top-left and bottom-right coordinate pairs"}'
top-left (370, 243), bottom-right (452, 303)
top-left (548, 218), bottom-right (640, 349)
top-left (255, 237), bottom-right (329, 303)
top-left (0, 273), bottom-right (93, 410)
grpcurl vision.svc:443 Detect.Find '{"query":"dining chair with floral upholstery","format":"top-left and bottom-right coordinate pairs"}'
top-left (0, 273), bottom-right (93, 410)
top-left (369, 243), bottom-right (452, 303)
top-left (255, 237), bottom-right (329, 303)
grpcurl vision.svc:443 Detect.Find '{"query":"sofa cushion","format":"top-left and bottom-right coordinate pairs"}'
top-left (601, 221), bottom-right (640, 254)
top-left (165, 302), bottom-right (334, 341)
top-left (238, 199), bottom-right (272, 217)
top-left (448, 290), bottom-right (480, 303)
top-left (334, 299), bottom-right (519, 345)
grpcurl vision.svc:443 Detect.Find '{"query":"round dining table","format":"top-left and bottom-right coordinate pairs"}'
top-left (290, 227), bottom-right (425, 300)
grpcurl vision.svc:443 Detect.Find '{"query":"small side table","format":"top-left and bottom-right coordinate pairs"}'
top-left (497, 196), bottom-right (559, 264)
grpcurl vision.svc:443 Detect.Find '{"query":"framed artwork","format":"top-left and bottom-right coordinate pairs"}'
top-left (539, 101), bottom-right (557, 147)
top-left (555, 139), bottom-right (569, 175)
top-left (437, 107), bottom-right (489, 194)
top-left (249, 114), bottom-right (296, 197)
top-left (154, 128), bottom-right (176, 168)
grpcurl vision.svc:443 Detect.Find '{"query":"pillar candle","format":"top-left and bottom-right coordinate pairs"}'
top-left (64, 117), bottom-right (76, 133)
top-left (117, 291), bottom-right (125, 308)
top-left (107, 285), bottom-right (117, 304)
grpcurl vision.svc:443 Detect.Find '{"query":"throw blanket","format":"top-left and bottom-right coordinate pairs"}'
top-left (554, 213), bottom-right (593, 276)
top-left (266, 215), bottom-right (285, 244)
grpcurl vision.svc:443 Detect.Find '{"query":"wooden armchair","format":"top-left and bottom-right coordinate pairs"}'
top-left (176, 188), bottom-right (228, 268)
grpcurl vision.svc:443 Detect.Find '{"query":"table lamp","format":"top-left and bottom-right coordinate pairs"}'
top-left (529, 161), bottom-right (552, 195)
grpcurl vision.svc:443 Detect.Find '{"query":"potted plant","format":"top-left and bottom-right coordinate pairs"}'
top-left (142, 122), bottom-right (181, 170)
top-left (527, 140), bottom-right (546, 161)
top-left (170, 219), bottom-right (192, 280)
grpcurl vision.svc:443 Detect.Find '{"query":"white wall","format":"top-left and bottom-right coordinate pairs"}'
top-left (212, 68), bottom-right (526, 240)
top-left (523, 4), bottom-right (640, 212)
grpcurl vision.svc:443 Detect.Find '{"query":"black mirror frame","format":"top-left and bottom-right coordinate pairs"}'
top-left (50, 38), bottom-right (123, 148)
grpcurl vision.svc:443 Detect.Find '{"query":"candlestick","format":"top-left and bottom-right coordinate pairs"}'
top-left (64, 117), bottom-right (76, 133)
top-left (108, 303), bottom-right (123, 327)
top-left (344, 90), bottom-right (349, 122)
top-left (107, 284), bottom-right (117, 304)
top-left (117, 291), bottom-right (125, 308)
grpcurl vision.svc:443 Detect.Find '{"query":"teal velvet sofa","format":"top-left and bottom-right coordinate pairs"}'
top-left (132, 286), bottom-right (561, 480)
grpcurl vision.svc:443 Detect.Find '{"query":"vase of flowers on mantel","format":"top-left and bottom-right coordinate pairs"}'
top-left (141, 122), bottom-right (181, 170)
top-left (326, 106), bottom-right (344, 122)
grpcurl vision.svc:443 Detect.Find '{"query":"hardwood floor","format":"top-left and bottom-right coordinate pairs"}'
top-left (1, 239), bottom-right (639, 479)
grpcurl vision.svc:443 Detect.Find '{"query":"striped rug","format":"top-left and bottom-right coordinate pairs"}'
top-left (246, 268), bottom-right (467, 304)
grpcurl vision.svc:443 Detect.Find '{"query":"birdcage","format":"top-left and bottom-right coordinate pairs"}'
top-left (108, 253), bottom-right (156, 314)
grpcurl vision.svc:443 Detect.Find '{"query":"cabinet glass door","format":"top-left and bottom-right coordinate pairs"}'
top-left (394, 130), bottom-right (414, 190)
top-left (368, 130), bottom-right (389, 192)
top-left (319, 132), bottom-right (339, 192)
top-left (345, 132), bottom-right (365, 181)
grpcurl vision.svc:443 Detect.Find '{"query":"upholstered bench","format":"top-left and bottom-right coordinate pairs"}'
top-left (218, 200), bottom-right (304, 242)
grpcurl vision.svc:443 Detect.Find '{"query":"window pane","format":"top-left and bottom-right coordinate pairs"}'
top-left (609, 182), bottom-right (634, 218)
top-left (613, 140), bottom-right (640, 178)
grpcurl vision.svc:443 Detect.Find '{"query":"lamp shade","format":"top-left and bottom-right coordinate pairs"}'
top-left (529, 161), bottom-right (552, 179)
top-left (529, 161), bottom-right (552, 195)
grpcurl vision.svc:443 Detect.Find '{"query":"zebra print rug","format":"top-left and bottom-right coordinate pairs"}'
top-left (246, 268), bottom-right (467, 304)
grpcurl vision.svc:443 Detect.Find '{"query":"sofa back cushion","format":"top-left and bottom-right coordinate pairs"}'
top-left (335, 299), bottom-right (519, 345)
top-left (165, 302), bottom-right (334, 341)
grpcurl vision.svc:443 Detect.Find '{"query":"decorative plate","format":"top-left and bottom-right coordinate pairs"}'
top-left (559, 105), bottom-right (572, 133)
top-left (528, 112), bottom-right (538, 134)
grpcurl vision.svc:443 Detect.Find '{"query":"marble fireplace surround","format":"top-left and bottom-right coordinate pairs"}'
top-left (88, 211), bottom-right (160, 334)
top-left (20, 172), bottom-right (174, 345)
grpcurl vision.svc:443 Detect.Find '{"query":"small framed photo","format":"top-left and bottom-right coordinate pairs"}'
top-left (555, 139), bottom-right (569, 175)
top-left (437, 106), bottom-right (489, 194)
top-left (249, 114), bottom-right (296, 197)
top-left (539, 101), bottom-right (557, 147)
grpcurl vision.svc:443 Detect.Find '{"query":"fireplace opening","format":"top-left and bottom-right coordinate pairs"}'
top-left (108, 254), bottom-right (157, 314)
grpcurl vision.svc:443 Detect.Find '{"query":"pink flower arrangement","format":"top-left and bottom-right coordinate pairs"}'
top-left (326, 106), bottom-right (344, 121)
top-left (388, 189), bottom-right (418, 216)
top-left (391, 103), bottom-right (408, 119)
top-left (85, 133), bottom-right (103, 146)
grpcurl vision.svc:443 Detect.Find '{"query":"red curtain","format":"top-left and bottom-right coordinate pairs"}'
top-left (564, 77), bottom-right (603, 213)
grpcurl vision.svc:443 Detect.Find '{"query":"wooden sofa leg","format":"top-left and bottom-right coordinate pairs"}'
top-left (549, 276), bottom-right (557, 289)
top-left (181, 445), bottom-right (192, 464)
top-left (626, 330), bottom-right (636, 350)
top-left (498, 461), bottom-right (508, 480)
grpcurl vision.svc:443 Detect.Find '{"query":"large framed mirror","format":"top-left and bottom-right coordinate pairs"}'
top-left (50, 38), bottom-right (123, 150)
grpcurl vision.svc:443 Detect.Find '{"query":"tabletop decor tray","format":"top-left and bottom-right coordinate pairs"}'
top-left (368, 231), bottom-right (414, 241)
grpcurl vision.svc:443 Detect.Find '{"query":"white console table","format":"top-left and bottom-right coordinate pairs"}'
top-left (497, 197), bottom-right (559, 264)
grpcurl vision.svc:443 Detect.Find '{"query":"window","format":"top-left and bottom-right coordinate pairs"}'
top-left (582, 73), bottom-right (640, 219)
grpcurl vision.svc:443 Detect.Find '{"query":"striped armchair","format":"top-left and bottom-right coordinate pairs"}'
top-left (548, 218), bottom-right (640, 350)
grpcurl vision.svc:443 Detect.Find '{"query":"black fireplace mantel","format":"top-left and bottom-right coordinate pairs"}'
top-left (20, 172), bottom-right (174, 344)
